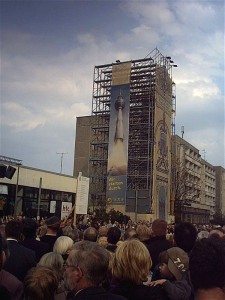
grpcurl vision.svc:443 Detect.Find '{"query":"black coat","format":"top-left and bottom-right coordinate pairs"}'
top-left (146, 236), bottom-right (172, 270)
top-left (40, 234), bottom-right (58, 252)
top-left (66, 287), bottom-right (127, 300)
top-left (110, 282), bottom-right (170, 300)
top-left (20, 237), bottom-right (50, 261)
top-left (3, 240), bottom-right (37, 281)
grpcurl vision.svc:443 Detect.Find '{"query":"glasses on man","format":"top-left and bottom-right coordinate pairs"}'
top-left (63, 263), bottom-right (77, 269)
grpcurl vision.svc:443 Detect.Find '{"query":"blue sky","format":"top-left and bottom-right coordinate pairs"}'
top-left (1, 0), bottom-right (224, 175)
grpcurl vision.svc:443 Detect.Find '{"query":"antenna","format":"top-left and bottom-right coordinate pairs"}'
top-left (181, 126), bottom-right (184, 139)
top-left (202, 149), bottom-right (207, 160)
top-left (56, 152), bottom-right (68, 173)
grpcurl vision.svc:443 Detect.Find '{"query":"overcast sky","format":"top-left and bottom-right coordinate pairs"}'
top-left (1, 0), bottom-right (224, 175)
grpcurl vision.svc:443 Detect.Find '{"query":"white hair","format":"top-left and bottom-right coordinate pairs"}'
top-left (53, 236), bottom-right (74, 255)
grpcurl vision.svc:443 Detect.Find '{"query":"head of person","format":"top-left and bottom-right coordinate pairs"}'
top-left (38, 252), bottom-right (64, 280)
top-left (5, 219), bottom-right (23, 241)
top-left (189, 238), bottom-right (225, 292)
top-left (209, 228), bottom-right (225, 239)
top-left (22, 218), bottom-right (38, 239)
top-left (159, 247), bottom-right (189, 281)
top-left (53, 236), bottom-right (74, 260)
top-left (174, 222), bottom-right (197, 253)
top-left (151, 219), bottom-right (167, 237)
top-left (45, 216), bottom-right (60, 233)
top-left (136, 225), bottom-right (150, 242)
top-left (107, 226), bottom-right (121, 245)
top-left (83, 226), bottom-right (98, 242)
top-left (123, 228), bottom-right (138, 241)
top-left (62, 226), bottom-right (80, 242)
top-left (24, 266), bottom-right (59, 300)
top-left (64, 241), bottom-right (110, 292)
top-left (98, 226), bottom-right (108, 237)
top-left (112, 239), bottom-right (152, 284)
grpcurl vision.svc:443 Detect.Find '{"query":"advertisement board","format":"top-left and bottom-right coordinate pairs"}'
top-left (106, 62), bottom-right (131, 204)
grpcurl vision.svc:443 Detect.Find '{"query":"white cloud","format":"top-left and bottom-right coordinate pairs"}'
top-left (1, 0), bottom-right (224, 173)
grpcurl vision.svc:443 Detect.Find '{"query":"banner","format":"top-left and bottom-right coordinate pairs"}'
top-left (75, 174), bottom-right (90, 214)
top-left (106, 62), bottom-right (131, 204)
top-left (61, 202), bottom-right (73, 219)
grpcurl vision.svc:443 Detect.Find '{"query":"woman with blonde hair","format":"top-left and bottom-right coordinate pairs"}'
top-left (38, 252), bottom-right (67, 300)
top-left (110, 239), bottom-right (169, 300)
top-left (53, 236), bottom-right (74, 261)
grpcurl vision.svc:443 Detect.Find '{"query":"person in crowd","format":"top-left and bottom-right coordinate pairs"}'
top-left (40, 216), bottom-right (61, 251)
top-left (83, 226), bottom-right (98, 242)
top-left (64, 240), bottom-right (126, 299)
top-left (150, 247), bottom-right (192, 300)
top-left (20, 217), bottom-right (49, 261)
top-left (147, 219), bottom-right (172, 272)
top-left (53, 236), bottom-right (74, 261)
top-left (24, 266), bottom-right (59, 300)
top-left (38, 251), bottom-right (67, 299)
top-left (189, 237), bottom-right (225, 300)
top-left (106, 226), bottom-right (121, 253)
top-left (123, 227), bottom-right (138, 241)
top-left (173, 222), bottom-right (197, 254)
top-left (208, 227), bottom-right (225, 239)
top-left (110, 238), bottom-right (169, 300)
top-left (136, 224), bottom-right (151, 245)
top-left (0, 234), bottom-right (24, 300)
top-left (3, 220), bottom-right (37, 281)
top-left (97, 225), bottom-right (108, 248)
top-left (62, 226), bottom-right (80, 243)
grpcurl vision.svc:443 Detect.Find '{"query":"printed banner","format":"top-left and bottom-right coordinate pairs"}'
top-left (106, 62), bottom-right (131, 204)
top-left (61, 202), bottom-right (72, 219)
top-left (75, 174), bottom-right (90, 214)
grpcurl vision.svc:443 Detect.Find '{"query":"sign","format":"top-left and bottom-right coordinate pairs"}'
top-left (0, 185), bottom-right (8, 195)
top-left (75, 174), bottom-right (90, 214)
top-left (49, 201), bottom-right (56, 213)
top-left (61, 202), bottom-right (72, 219)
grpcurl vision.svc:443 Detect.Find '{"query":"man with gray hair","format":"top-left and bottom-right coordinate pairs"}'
top-left (64, 241), bottom-right (126, 299)
top-left (83, 227), bottom-right (98, 242)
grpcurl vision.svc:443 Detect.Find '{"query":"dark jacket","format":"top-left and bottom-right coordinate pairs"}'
top-left (20, 237), bottom-right (49, 261)
top-left (162, 277), bottom-right (192, 300)
top-left (110, 282), bottom-right (170, 300)
top-left (40, 234), bottom-right (58, 252)
top-left (66, 287), bottom-right (127, 300)
top-left (3, 239), bottom-right (37, 281)
top-left (0, 269), bottom-right (24, 300)
top-left (147, 236), bottom-right (172, 270)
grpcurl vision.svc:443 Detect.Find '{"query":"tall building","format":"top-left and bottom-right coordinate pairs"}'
top-left (215, 166), bottom-right (225, 217)
top-left (171, 135), bottom-right (216, 223)
top-left (74, 48), bottom-right (177, 222)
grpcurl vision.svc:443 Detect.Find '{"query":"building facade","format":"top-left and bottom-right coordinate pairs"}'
top-left (0, 157), bottom-right (77, 219)
top-left (74, 49), bottom-right (177, 222)
top-left (171, 135), bottom-right (216, 224)
top-left (215, 166), bottom-right (225, 218)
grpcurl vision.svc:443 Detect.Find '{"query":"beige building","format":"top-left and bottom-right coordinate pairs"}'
top-left (171, 135), bottom-right (216, 223)
top-left (215, 166), bottom-right (225, 217)
top-left (0, 157), bottom-right (77, 218)
top-left (74, 49), bottom-right (176, 222)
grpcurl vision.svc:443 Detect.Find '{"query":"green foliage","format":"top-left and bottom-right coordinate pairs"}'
top-left (92, 207), bottom-right (130, 224)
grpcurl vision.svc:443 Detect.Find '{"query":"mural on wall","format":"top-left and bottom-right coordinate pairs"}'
top-left (158, 185), bottom-right (166, 220)
top-left (106, 62), bottom-right (131, 205)
top-left (157, 112), bottom-right (169, 173)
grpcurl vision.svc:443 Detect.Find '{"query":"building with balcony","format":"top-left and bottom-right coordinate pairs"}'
top-left (171, 135), bottom-right (214, 224)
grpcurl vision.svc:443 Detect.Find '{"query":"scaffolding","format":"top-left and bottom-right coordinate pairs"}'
top-left (89, 48), bottom-right (176, 207)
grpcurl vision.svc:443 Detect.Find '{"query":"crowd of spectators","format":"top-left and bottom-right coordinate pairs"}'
top-left (0, 213), bottom-right (225, 300)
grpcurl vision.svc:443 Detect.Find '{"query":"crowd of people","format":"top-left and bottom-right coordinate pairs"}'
top-left (0, 214), bottom-right (225, 300)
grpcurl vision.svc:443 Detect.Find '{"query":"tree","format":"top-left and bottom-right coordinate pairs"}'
top-left (171, 158), bottom-right (200, 222)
